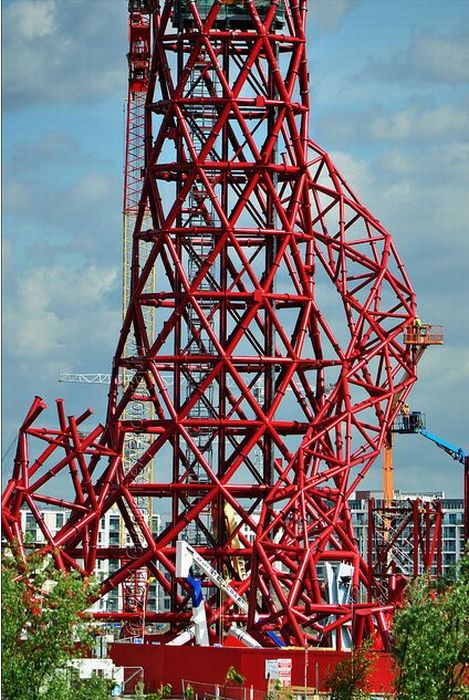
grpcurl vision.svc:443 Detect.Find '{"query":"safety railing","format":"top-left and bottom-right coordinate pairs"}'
top-left (404, 324), bottom-right (444, 346)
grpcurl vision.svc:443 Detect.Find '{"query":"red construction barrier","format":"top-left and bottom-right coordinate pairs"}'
top-left (109, 643), bottom-right (396, 695)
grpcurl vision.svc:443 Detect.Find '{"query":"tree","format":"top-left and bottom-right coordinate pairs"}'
top-left (325, 642), bottom-right (374, 700)
top-left (391, 552), bottom-right (469, 700)
top-left (1, 549), bottom-right (113, 700)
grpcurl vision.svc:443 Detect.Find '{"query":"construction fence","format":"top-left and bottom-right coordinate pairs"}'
top-left (180, 680), bottom-right (391, 700)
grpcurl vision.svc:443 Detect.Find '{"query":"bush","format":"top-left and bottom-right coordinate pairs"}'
top-left (1, 547), bottom-right (112, 699)
top-left (391, 552), bottom-right (469, 700)
top-left (326, 642), bottom-right (374, 700)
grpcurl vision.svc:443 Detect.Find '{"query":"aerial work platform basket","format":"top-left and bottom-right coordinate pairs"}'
top-left (393, 411), bottom-right (426, 434)
top-left (404, 323), bottom-right (444, 346)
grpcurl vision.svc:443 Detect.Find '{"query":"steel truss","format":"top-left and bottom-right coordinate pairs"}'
top-left (3, 0), bottom-right (424, 649)
top-left (367, 497), bottom-right (443, 605)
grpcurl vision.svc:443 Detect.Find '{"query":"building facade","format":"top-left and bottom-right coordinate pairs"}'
top-left (350, 490), bottom-right (465, 577)
top-left (19, 492), bottom-right (464, 621)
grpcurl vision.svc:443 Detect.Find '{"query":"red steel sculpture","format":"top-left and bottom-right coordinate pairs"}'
top-left (2, 0), bottom-right (420, 649)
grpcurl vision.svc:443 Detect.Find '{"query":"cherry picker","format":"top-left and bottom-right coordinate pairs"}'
top-left (393, 410), bottom-right (468, 542)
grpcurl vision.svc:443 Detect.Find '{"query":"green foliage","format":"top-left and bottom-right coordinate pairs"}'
top-left (135, 679), bottom-right (145, 696)
top-left (148, 682), bottom-right (173, 699)
top-left (226, 664), bottom-right (246, 685)
top-left (1, 548), bottom-right (111, 700)
top-left (65, 672), bottom-right (115, 700)
top-left (184, 682), bottom-right (195, 700)
top-left (265, 680), bottom-right (293, 700)
top-left (391, 551), bottom-right (469, 700)
top-left (326, 641), bottom-right (374, 700)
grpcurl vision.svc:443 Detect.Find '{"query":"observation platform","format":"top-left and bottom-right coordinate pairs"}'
top-left (173, 0), bottom-right (285, 29)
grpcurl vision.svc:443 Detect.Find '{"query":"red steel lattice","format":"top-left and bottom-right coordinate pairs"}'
top-left (3, 0), bottom-right (421, 649)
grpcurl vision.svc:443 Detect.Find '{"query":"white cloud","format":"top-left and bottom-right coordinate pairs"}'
top-left (322, 145), bottom-right (469, 336)
top-left (370, 105), bottom-right (469, 142)
top-left (318, 103), bottom-right (469, 147)
top-left (4, 0), bottom-right (126, 108)
top-left (4, 168), bottom-right (117, 219)
top-left (309, 0), bottom-right (362, 32)
top-left (3, 169), bottom-right (121, 264)
top-left (328, 143), bottom-right (469, 245)
top-left (74, 174), bottom-right (115, 202)
top-left (370, 27), bottom-right (469, 85)
top-left (8, 0), bottom-right (56, 39)
top-left (412, 32), bottom-right (469, 84)
top-left (6, 131), bottom-right (87, 172)
top-left (5, 265), bottom-right (119, 362)
top-left (328, 149), bottom-right (373, 202)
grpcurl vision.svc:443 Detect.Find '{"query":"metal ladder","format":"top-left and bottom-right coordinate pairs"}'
top-left (183, 52), bottom-right (219, 546)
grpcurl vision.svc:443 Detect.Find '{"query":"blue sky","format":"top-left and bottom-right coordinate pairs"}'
top-left (2, 0), bottom-right (468, 496)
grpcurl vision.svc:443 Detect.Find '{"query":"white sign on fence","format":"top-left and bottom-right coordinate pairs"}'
top-left (265, 658), bottom-right (292, 686)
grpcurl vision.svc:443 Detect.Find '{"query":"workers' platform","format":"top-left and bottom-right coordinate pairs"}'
top-left (404, 324), bottom-right (444, 346)
top-left (393, 411), bottom-right (426, 434)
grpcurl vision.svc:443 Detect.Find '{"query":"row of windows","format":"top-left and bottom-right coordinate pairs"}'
top-left (25, 512), bottom-right (64, 528)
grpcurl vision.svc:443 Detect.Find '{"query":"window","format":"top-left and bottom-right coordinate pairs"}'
top-left (447, 513), bottom-right (462, 525)
top-left (110, 516), bottom-right (120, 532)
top-left (109, 531), bottom-right (120, 546)
top-left (107, 597), bottom-right (119, 612)
top-left (55, 512), bottom-right (64, 529)
top-left (25, 514), bottom-right (37, 540)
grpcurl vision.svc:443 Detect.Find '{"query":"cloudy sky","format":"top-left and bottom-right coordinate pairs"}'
top-left (3, 0), bottom-right (468, 497)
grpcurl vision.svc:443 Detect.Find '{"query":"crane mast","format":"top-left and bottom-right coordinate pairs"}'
top-left (121, 0), bottom-right (154, 636)
top-left (383, 323), bottom-right (444, 505)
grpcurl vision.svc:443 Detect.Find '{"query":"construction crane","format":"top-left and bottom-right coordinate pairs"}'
top-left (58, 373), bottom-right (111, 384)
top-left (393, 410), bottom-right (468, 542)
top-left (59, 1), bottom-right (155, 637)
top-left (382, 322), bottom-right (444, 504)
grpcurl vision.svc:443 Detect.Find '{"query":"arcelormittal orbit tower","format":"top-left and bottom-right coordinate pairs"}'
top-left (2, 0), bottom-right (419, 650)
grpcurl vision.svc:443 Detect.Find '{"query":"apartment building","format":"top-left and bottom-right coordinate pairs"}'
top-left (350, 490), bottom-right (465, 577)
top-left (19, 491), bottom-right (464, 616)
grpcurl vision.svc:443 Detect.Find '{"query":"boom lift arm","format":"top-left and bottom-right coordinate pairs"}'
top-left (419, 429), bottom-right (469, 543)
top-left (419, 430), bottom-right (468, 466)
top-left (396, 410), bottom-right (468, 544)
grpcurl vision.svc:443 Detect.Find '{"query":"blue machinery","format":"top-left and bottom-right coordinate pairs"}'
top-left (393, 411), bottom-right (468, 542)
